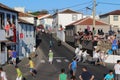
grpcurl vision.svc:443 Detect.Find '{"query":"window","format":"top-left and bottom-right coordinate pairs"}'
top-left (25, 25), bottom-right (28, 37)
top-left (12, 15), bottom-right (16, 24)
top-left (113, 15), bottom-right (118, 21)
top-left (72, 14), bottom-right (77, 21)
top-left (0, 13), bottom-right (4, 29)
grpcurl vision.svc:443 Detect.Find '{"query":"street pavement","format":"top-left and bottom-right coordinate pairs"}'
top-left (34, 33), bottom-right (114, 80)
top-left (2, 33), bottom-right (115, 80)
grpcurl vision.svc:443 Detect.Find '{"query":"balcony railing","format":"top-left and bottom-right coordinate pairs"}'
top-left (0, 29), bottom-right (13, 41)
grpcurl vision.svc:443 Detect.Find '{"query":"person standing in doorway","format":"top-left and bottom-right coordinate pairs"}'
top-left (59, 68), bottom-right (67, 80)
top-left (0, 67), bottom-right (8, 80)
top-left (48, 49), bottom-right (54, 64)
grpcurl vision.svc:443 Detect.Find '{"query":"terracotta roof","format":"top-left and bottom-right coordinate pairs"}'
top-left (100, 10), bottom-right (120, 17)
top-left (66, 18), bottom-right (85, 26)
top-left (37, 14), bottom-right (48, 18)
top-left (59, 9), bottom-right (80, 14)
top-left (0, 3), bottom-right (18, 13)
top-left (18, 12), bottom-right (35, 17)
top-left (18, 18), bottom-right (34, 25)
top-left (66, 17), bottom-right (109, 26)
top-left (45, 15), bottom-right (53, 18)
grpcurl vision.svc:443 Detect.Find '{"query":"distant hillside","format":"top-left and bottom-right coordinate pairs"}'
top-left (31, 10), bottom-right (49, 16)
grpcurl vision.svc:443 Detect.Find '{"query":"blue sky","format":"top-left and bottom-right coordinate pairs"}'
top-left (0, 0), bottom-right (120, 15)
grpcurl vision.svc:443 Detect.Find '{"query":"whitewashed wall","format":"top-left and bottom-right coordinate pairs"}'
top-left (58, 13), bottom-right (82, 28)
top-left (19, 17), bottom-right (34, 24)
top-left (56, 13), bottom-right (82, 42)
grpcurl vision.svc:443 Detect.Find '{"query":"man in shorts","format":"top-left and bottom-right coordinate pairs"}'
top-left (69, 58), bottom-right (77, 76)
top-left (27, 57), bottom-right (36, 77)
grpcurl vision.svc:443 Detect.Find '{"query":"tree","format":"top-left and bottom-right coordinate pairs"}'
top-left (31, 10), bottom-right (49, 16)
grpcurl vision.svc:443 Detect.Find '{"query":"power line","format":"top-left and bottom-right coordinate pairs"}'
top-left (27, 0), bottom-right (93, 13)
top-left (98, 2), bottom-right (120, 5)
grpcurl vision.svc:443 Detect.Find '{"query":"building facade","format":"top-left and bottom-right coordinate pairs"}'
top-left (52, 9), bottom-right (83, 42)
top-left (0, 3), bottom-right (18, 64)
top-left (100, 10), bottom-right (120, 32)
top-left (18, 19), bottom-right (35, 59)
top-left (40, 15), bottom-right (53, 32)
top-left (65, 17), bottom-right (110, 43)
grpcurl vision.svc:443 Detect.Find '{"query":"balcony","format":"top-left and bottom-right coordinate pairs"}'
top-left (0, 29), bottom-right (14, 41)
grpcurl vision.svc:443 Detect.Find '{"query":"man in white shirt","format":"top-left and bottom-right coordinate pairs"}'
top-left (82, 50), bottom-right (89, 63)
top-left (76, 49), bottom-right (83, 62)
top-left (93, 50), bottom-right (100, 65)
top-left (114, 60), bottom-right (120, 80)
top-left (0, 67), bottom-right (7, 80)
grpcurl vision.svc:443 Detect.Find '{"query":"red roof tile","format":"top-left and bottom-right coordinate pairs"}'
top-left (59, 9), bottom-right (80, 14)
top-left (66, 17), bottom-right (109, 26)
top-left (100, 10), bottom-right (120, 17)
top-left (37, 14), bottom-right (48, 18)
top-left (45, 15), bottom-right (53, 18)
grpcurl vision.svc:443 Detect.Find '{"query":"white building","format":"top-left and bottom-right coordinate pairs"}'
top-left (18, 12), bottom-right (37, 24)
top-left (100, 10), bottom-right (120, 32)
top-left (37, 14), bottom-right (50, 26)
top-left (17, 12), bottom-right (36, 58)
top-left (14, 7), bottom-right (25, 13)
top-left (18, 19), bottom-right (35, 58)
top-left (40, 15), bottom-right (53, 32)
top-left (52, 9), bottom-right (83, 42)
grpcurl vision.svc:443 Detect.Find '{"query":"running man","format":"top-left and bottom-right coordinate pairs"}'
top-left (15, 66), bottom-right (23, 80)
top-left (27, 57), bottom-right (36, 77)
top-left (69, 58), bottom-right (77, 76)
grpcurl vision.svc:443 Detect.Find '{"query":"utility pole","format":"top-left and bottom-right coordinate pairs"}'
top-left (93, 0), bottom-right (96, 35)
top-left (92, 0), bottom-right (96, 56)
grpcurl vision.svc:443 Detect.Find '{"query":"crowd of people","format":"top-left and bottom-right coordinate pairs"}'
top-left (74, 28), bottom-right (120, 56)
